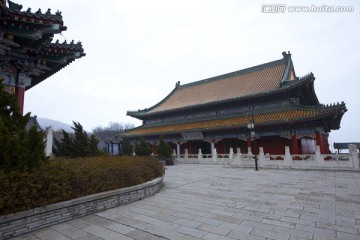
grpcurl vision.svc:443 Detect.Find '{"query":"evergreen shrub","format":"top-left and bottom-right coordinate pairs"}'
top-left (0, 156), bottom-right (164, 215)
top-left (135, 138), bottom-right (152, 156)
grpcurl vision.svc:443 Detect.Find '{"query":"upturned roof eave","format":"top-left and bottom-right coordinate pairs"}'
top-left (124, 103), bottom-right (347, 137)
top-left (4, 0), bottom-right (64, 23)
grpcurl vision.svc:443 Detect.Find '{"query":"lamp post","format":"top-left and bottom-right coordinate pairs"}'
top-left (247, 115), bottom-right (258, 171)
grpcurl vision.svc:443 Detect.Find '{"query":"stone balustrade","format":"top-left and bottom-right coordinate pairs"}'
top-left (175, 144), bottom-right (359, 170)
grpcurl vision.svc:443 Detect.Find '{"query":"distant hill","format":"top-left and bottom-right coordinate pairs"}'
top-left (37, 118), bottom-right (74, 132)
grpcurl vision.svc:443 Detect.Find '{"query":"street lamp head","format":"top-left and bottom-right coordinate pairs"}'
top-left (247, 122), bottom-right (254, 129)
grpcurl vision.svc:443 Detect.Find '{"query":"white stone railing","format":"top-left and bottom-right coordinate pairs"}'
top-left (174, 144), bottom-right (359, 170)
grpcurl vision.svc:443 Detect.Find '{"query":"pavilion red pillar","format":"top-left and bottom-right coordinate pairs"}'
top-left (247, 137), bottom-right (252, 152)
top-left (291, 134), bottom-right (299, 154)
top-left (315, 131), bottom-right (324, 154)
top-left (15, 86), bottom-right (25, 115)
top-left (323, 134), bottom-right (330, 154)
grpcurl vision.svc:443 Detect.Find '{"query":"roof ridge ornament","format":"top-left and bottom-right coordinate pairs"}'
top-left (175, 81), bottom-right (180, 88)
top-left (282, 51), bottom-right (291, 58)
top-left (280, 51), bottom-right (292, 83)
top-left (8, 0), bottom-right (22, 11)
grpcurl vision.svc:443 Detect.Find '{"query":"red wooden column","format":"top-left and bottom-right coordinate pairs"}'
top-left (291, 134), bottom-right (299, 154)
top-left (315, 131), bottom-right (324, 154)
top-left (15, 86), bottom-right (25, 115)
top-left (323, 134), bottom-right (330, 154)
top-left (247, 137), bottom-right (252, 152)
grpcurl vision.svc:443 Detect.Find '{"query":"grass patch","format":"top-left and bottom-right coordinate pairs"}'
top-left (0, 156), bottom-right (164, 215)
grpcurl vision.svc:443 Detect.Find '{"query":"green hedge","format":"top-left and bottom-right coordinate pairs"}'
top-left (0, 156), bottom-right (164, 215)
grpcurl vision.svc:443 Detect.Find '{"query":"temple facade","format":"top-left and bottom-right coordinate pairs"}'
top-left (0, 0), bottom-right (85, 114)
top-left (124, 52), bottom-right (347, 155)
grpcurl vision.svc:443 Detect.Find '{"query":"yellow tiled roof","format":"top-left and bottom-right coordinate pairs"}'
top-left (148, 64), bottom-right (286, 113)
top-left (124, 107), bottom-right (339, 137)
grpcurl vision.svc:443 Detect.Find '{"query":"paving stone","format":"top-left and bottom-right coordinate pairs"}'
top-left (32, 228), bottom-right (71, 240)
top-left (280, 216), bottom-right (316, 226)
top-left (8, 234), bottom-right (44, 240)
top-left (295, 224), bottom-right (336, 237)
top-left (197, 223), bottom-right (231, 236)
top-left (336, 231), bottom-right (360, 240)
top-left (315, 222), bottom-right (358, 235)
top-left (193, 216), bottom-right (223, 226)
top-left (289, 236), bottom-right (309, 240)
top-left (219, 221), bottom-right (253, 233)
top-left (227, 230), bottom-right (266, 240)
top-left (261, 218), bottom-right (296, 228)
top-left (176, 225), bottom-right (208, 238)
top-left (50, 223), bottom-right (97, 239)
top-left (273, 226), bottom-right (313, 239)
top-left (202, 232), bottom-right (234, 240)
top-left (173, 218), bottom-right (202, 228)
top-left (126, 229), bottom-right (164, 240)
top-left (241, 220), bottom-right (275, 231)
top-left (250, 227), bottom-right (291, 240)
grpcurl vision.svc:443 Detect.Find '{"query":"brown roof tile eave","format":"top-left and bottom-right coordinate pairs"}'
top-left (124, 106), bottom-right (345, 137)
top-left (127, 74), bottom-right (315, 119)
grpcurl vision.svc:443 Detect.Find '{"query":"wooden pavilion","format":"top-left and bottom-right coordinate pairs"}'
top-left (0, 0), bottom-right (85, 114)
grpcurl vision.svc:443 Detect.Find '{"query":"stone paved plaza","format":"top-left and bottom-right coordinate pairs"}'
top-left (11, 165), bottom-right (360, 240)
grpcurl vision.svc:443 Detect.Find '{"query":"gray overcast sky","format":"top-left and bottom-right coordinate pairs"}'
top-left (18, 0), bottom-right (359, 146)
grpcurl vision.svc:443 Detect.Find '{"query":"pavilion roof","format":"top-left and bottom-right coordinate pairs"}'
top-left (124, 104), bottom-right (347, 137)
top-left (0, 0), bottom-right (85, 90)
top-left (128, 52), bottom-right (299, 118)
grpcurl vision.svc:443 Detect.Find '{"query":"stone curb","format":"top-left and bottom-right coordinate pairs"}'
top-left (0, 176), bottom-right (163, 240)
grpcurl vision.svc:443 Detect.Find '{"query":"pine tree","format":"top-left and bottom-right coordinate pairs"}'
top-left (134, 138), bottom-right (152, 156)
top-left (122, 138), bottom-right (133, 156)
top-left (0, 83), bottom-right (46, 172)
top-left (54, 121), bottom-right (102, 158)
top-left (157, 136), bottom-right (172, 160)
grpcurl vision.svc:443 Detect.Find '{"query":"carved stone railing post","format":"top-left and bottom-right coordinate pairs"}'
top-left (349, 144), bottom-right (359, 169)
top-left (258, 147), bottom-right (265, 168)
top-left (185, 149), bottom-right (188, 161)
top-left (284, 146), bottom-right (292, 168)
top-left (237, 148), bottom-right (241, 155)
top-left (212, 148), bottom-right (217, 163)
top-left (229, 147), bottom-right (234, 160)
top-left (247, 147), bottom-right (252, 161)
top-left (176, 143), bottom-right (180, 159)
top-left (45, 126), bottom-right (53, 158)
top-left (247, 147), bottom-right (252, 154)
top-left (315, 145), bottom-right (322, 168)
top-left (198, 148), bottom-right (202, 161)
